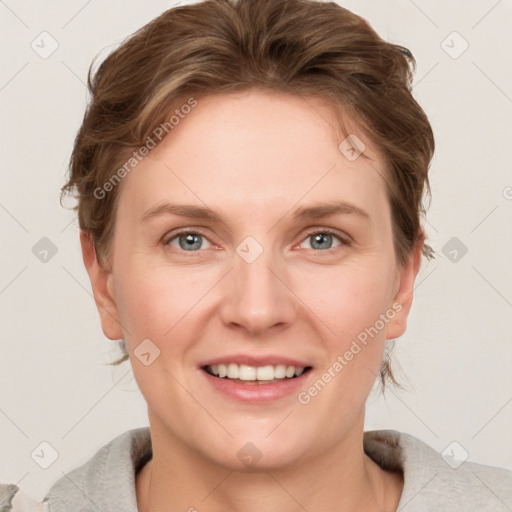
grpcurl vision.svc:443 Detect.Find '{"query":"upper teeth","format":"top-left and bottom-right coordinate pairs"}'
top-left (208, 363), bottom-right (305, 380)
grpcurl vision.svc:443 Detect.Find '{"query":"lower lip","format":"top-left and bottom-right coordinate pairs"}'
top-left (202, 369), bottom-right (311, 403)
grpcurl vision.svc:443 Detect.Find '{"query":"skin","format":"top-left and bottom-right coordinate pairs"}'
top-left (81, 88), bottom-right (423, 511)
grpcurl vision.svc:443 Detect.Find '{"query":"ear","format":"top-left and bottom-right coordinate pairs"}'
top-left (385, 234), bottom-right (424, 340)
top-left (80, 230), bottom-right (124, 340)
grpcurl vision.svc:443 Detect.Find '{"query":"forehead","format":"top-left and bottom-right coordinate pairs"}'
top-left (117, 89), bottom-right (390, 226)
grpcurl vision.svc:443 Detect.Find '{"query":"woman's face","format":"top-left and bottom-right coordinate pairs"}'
top-left (84, 88), bottom-right (421, 470)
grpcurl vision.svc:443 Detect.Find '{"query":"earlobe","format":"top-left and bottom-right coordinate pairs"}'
top-left (386, 236), bottom-right (424, 340)
top-left (79, 230), bottom-right (124, 340)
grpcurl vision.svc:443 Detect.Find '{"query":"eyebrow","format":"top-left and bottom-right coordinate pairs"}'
top-left (140, 200), bottom-right (371, 225)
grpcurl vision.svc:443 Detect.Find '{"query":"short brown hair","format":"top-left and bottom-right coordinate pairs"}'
top-left (62, 0), bottom-right (435, 388)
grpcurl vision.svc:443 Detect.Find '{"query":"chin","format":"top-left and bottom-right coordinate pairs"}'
top-left (199, 429), bottom-right (311, 473)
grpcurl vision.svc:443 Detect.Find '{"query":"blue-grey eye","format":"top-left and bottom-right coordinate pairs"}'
top-left (300, 232), bottom-right (342, 251)
top-left (168, 232), bottom-right (212, 251)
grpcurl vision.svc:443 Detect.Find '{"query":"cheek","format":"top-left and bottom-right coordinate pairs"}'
top-left (290, 262), bottom-right (395, 430)
top-left (115, 254), bottom-right (395, 340)
top-left (303, 260), bottom-right (395, 339)
top-left (300, 260), bottom-right (395, 393)
top-left (113, 265), bottom-right (207, 408)
top-left (113, 261), bottom-right (214, 348)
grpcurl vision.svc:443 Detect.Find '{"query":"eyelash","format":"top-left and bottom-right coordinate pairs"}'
top-left (163, 228), bottom-right (352, 254)
top-left (303, 228), bottom-right (352, 250)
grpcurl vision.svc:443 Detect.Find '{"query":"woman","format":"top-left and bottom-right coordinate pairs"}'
top-left (2, 0), bottom-right (511, 510)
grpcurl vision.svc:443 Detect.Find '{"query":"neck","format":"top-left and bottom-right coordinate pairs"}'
top-left (136, 416), bottom-right (403, 512)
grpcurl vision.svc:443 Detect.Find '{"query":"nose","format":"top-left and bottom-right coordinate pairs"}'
top-left (218, 245), bottom-right (297, 337)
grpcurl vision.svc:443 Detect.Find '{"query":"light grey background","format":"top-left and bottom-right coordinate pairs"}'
top-left (1, 0), bottom-right (511, 499)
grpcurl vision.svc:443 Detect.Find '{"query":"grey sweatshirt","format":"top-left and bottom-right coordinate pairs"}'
top-left (1, 427), bottom-right (511, 511)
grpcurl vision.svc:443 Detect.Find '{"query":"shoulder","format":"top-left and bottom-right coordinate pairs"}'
top-left (0, 428), bottom-right (149, 512)
top-left (364, 429), bottom-right (512, 510)
top-left (1, 484), bottom-right (19, 511)
top-left (43, 426), bottom-right (151, 511)
top-left (0, 484), bottom-right (49, 512)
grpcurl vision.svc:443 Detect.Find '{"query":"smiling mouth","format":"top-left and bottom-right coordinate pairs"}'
top-left (203, 363), bottom-right (312, 385)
